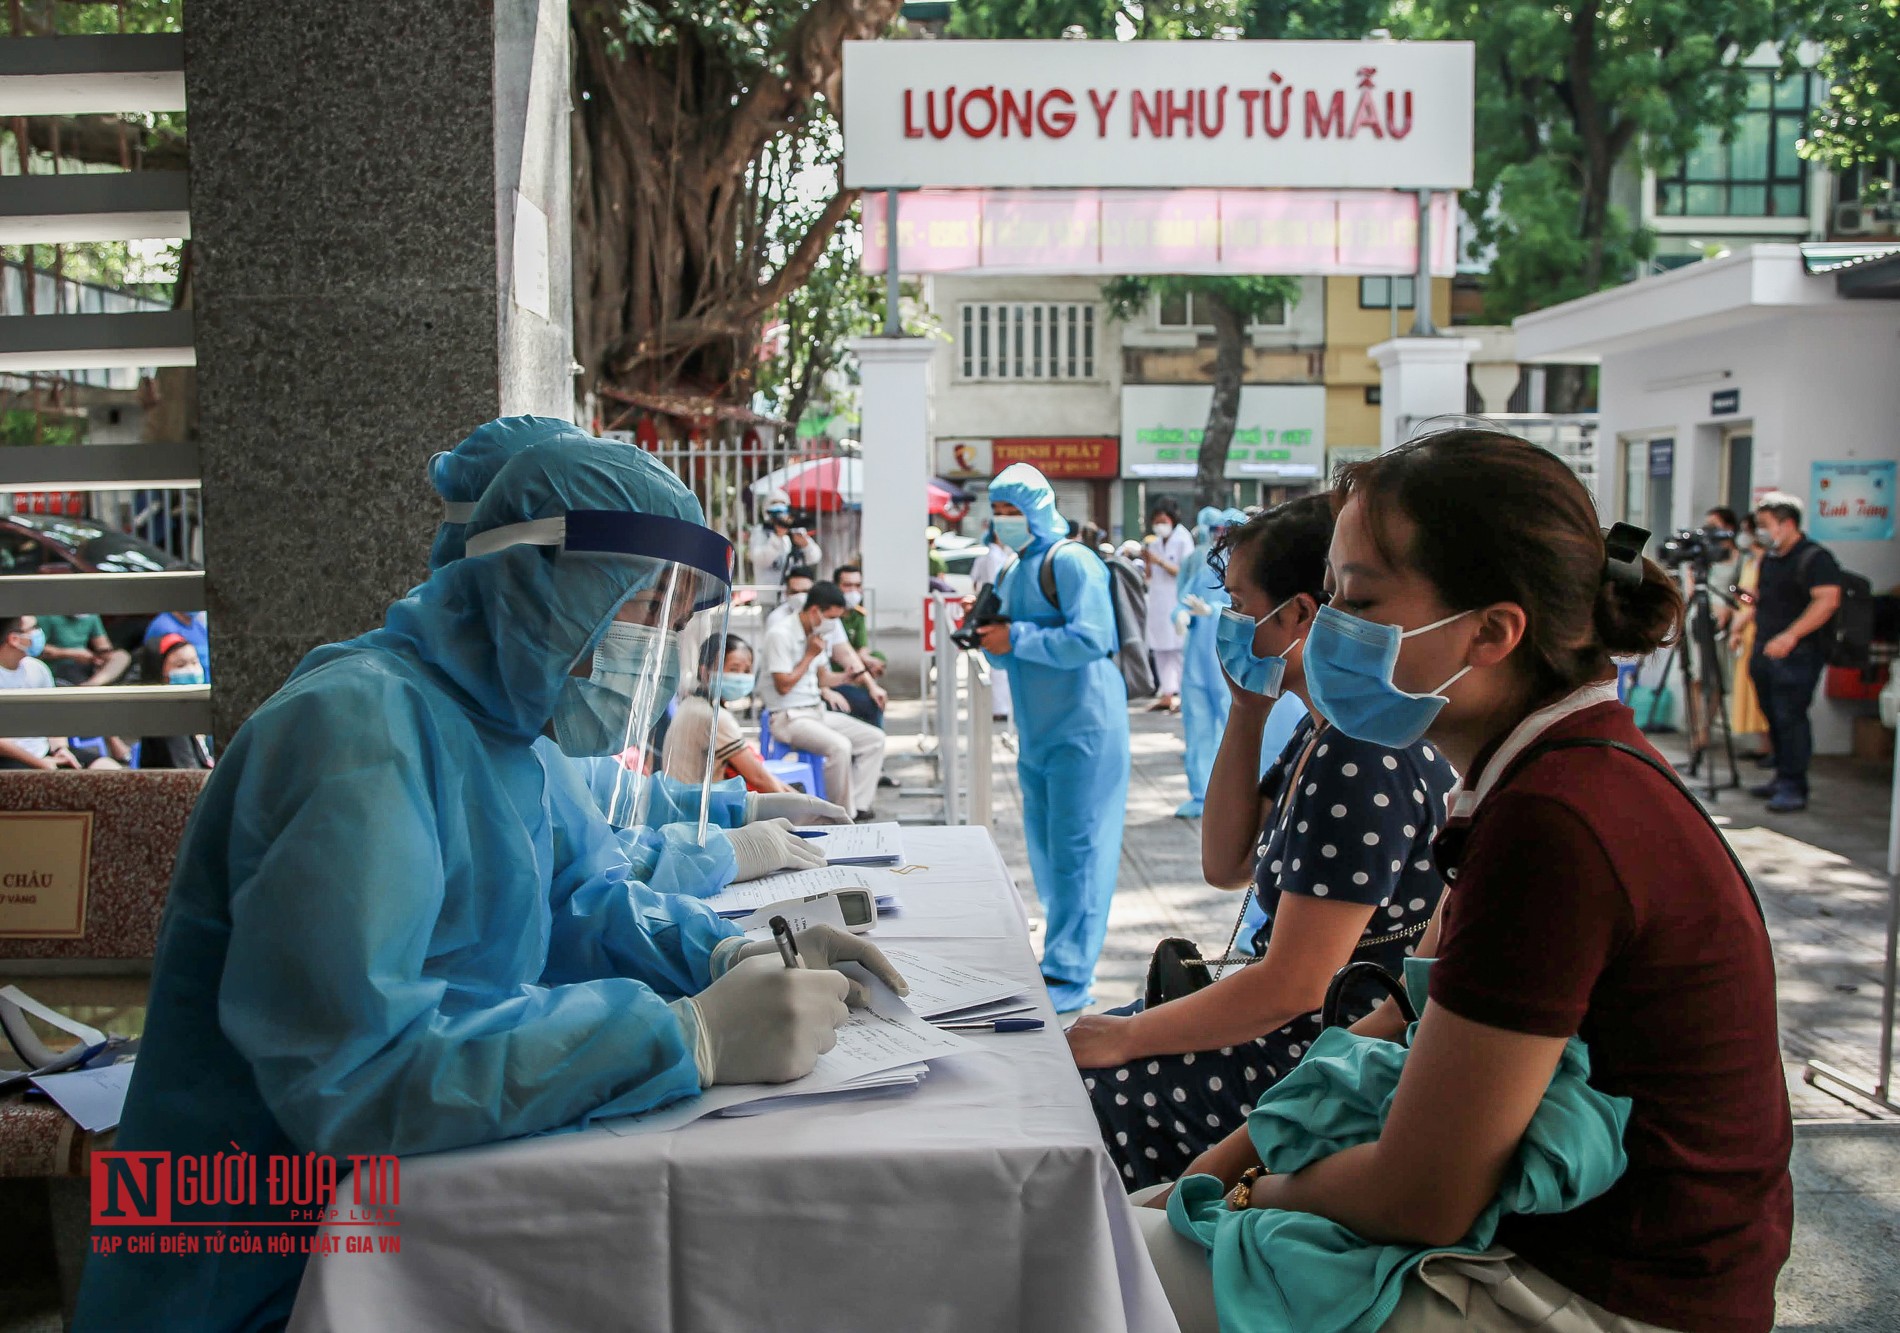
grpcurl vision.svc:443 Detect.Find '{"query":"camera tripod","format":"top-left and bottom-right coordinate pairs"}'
top-left (1649, 569), bottom-right (1740, 800)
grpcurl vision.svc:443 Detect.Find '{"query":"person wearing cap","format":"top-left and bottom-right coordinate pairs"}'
top-left (75, 430), bottom-right (903, 1333)
top-left (981, 463), bottom-right (1130, 1013)
top-left (136, 631), bottom-right (213, 769)
top-left (748, 487), bottom-right (820, 584)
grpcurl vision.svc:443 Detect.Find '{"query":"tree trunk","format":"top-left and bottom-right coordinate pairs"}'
top-left (1194, 293), bottom-right (1246, 510)
top-left (568, 0), bottom-right (900, 406)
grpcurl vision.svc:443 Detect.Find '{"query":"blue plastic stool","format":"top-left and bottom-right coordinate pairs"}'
top-left (763, 755), bottom-right (821, 797)
top-left (758, 712), bottom-right (827, 802)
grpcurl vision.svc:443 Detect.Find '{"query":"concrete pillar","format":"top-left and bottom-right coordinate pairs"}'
top-left (849, 335), bottom-right (934, 694)
top-left (1368, 337), bottom-right (1481, 452)
top-left (185, 0), bottom-right (572, 735)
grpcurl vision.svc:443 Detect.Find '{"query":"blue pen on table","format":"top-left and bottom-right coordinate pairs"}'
top-left (769, 915), bottom-right (804, 969)
top-left (788, 830), bottom-right (827, 839)
top-left (935, 1018), bottom-right (1044, 1034)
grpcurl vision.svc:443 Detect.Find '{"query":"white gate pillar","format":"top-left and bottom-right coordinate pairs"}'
top-left (849, 335), bottom-right (935, 693)
top-left (1369, 337), bottom-right (1480, 451)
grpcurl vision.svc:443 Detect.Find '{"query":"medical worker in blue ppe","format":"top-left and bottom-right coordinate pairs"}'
top-left (76, 434), bottom-right (904, 1333)
top-left (1172, 505), bottom-right (1233, 818)
top-left (428, 416), bottom-right (850, 898)
top-left (979, 463), bottom-right (1131, 1013)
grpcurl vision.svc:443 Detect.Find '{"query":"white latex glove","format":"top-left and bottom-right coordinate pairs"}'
top-left (730, 925), bottom-right (909, 1008)
top-left (727, 818), bottom-right (827, 882)
top-left (1172, 608), bottom-right (1191, 636)
top-left (677, 955), bottom-right (850, 1085)
top-left (1186, 594), bottom-right (1213, 616)
top-left (746, 791), bottom-right (854, 826)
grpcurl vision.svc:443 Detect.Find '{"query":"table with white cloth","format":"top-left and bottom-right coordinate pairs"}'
top-left (288, 825), bottom-right (1178, 1333)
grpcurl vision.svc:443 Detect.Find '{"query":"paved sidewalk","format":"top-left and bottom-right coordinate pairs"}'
top-left (880, 696), bottom-right (1900, 1331)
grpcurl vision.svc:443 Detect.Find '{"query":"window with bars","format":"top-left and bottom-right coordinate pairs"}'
top-left (1656, 70), bottom-right (1814, 219)
top-left (958, 303), bottom-right (1097, 380)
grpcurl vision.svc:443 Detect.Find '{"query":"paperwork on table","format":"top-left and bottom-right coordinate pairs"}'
top-left (799, 821), bottom-right (904, 866)
top-left (595, 946), bottom-right (1037, 1136)
top-left (30, 1061), bottom-right (134, 1132)
top-left (704, 865), bottom-right (900, 919)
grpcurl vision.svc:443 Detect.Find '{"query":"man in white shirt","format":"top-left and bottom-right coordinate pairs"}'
top-left (749, 490), bottom-right (822, 585)
top-left (0, 615), bottom-right (120, 770)
top-left (759, 582), bottom-right (886, 819)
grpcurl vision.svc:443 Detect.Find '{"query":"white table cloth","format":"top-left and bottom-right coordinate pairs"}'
top-left (289, 826), bottom-right (1178, 1333)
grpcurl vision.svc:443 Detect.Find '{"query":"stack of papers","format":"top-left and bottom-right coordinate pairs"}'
top-left (598, 976), bottom-right (977, 1136)
top-left (796, 821), bottom-right (904, 866)
top-left (873, 947), bottom-right (1033, 1023)
top-left (703, 866), bottom-right (901, 920)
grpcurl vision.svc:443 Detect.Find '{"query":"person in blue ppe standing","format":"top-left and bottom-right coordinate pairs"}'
top-left (1172, 505), bottom-right (1232, 818)
top-left (978, 463), bottom-right (1130, 1013)
top-left (76, 432), bottom-right (903, 1333)
top-left (429, 416), bottom-right (850, 900)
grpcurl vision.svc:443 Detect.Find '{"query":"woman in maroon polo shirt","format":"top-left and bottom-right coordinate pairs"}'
top-left (1142, 429), bottom-right (1792, 1333)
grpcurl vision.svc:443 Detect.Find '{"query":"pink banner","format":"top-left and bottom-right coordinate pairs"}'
top-left (861, 189), bottom-right (1458, 276)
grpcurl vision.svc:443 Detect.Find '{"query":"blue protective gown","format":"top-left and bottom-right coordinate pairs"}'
top-left (75, 438), bottom-right (744, 1333)
top-left (1175, 506), bottom-right (1229, 815)
top-left (427, 416), bottom-right (743, 899)
top-left (557, 744), bottom-right (746, 897)
top-left (985, 464), bottom-right (1130, 1012)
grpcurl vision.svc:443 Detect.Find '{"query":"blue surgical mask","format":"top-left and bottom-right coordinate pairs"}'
top-left (992, 515), bottom-right (1032, 551)
top-left (552, 621), bottom-right (680, 757)
top-left (25, 627), bottom-right (46, 658)
top-left (166, 667), bottom-right (205, 686)
top-left (717, 672), bottom-right (755, 702)
top-left (1215, 597), bottom-right (1300, 697)
top-left (1304, 605), bottom-right (1474, 748)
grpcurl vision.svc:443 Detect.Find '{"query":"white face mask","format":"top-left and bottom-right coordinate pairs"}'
top-left (1153, 521), bottom-right (1174, 540)
top-left (842, 590), bottom-right (863, 608)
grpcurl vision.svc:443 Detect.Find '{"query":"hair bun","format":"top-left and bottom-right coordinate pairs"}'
top-left (1593, 556), bottom-right (1682, 657)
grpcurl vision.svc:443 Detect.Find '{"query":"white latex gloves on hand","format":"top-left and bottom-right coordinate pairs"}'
top-left (681, 955), bottom-right (850, 1085)
top-left (1172, 608), bottom-right (1191, 636)
top-left (727, 818), bottom-right (827, 883)
top-left (1186, 595), bottom-right (1213, 616)
top-left (730, 925), bottom-right (909, 1008)
top-left (746, 791), bottom-right (854, 826)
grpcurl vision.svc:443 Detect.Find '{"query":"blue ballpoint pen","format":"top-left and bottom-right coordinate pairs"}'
top-left (936, 1018), bottom-right (1045, 1033)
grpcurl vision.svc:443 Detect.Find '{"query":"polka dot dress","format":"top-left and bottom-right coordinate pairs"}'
top-left (1086, 717), bottom-right (1458, 1190)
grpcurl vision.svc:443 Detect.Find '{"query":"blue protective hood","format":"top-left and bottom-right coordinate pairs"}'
top-left (1196, 505), bottom-right (1224, 531)
top-left (430, 415), bottom-right (593, 569)
top-left (293, 437), bottom-right (710, 742)
top-left (1223, 507), bottom-right (1249, 529)
top-left (988, 462), bottom-right (1070, 544)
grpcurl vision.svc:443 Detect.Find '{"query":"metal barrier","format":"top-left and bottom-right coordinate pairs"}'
top-left (923, 590), bottom-right (997, 828)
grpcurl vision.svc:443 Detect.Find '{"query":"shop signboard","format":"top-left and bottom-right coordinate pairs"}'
top-left (936, 437), bottom-right (1120, 479)
top-left (1810, 459), bottom-right (1895, 542)
top-left (937, 439), bottom-right (992, 480)
top-left (1121, 385), bottom-right (1326, 481)
top-left (844, 40), bottom-right (1475, 190)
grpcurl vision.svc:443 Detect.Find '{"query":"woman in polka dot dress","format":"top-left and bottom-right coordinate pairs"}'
top-left (1067, 496), bottom-right (1458, 1191)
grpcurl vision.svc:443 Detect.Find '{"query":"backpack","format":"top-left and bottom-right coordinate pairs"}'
top-left (1022, 538), bottom-right (1156, 699)
top-left (1797, 546), bottom-right (1876, 671)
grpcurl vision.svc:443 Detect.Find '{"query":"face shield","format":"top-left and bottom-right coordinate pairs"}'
top-left (466, 509), bottom-right (734, 838)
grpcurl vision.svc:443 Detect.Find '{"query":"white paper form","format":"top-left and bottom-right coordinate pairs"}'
top-left (31, 1060), bottom-right (134, 1132)
top-left (0, 984), bottom-right (106, 1048)
top-left (799, 821), bottom-right (904, 866)
top-left (869, 947), bottom-right (1023, 1020)
top-left (704, 865), bottom-right (900, 918)
top-left (596, 978), bottom-right (977, 1137)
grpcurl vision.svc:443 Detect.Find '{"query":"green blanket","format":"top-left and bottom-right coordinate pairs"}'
top-left (1166, 962), bottom-right (1632, 1333)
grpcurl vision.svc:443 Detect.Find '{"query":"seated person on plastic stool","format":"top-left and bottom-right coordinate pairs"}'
top-left (663, 633), bottom-right (793, 794)
top-left (0, 615), bottom-right (122, 770)
top-left (768, 567), bottom-right (888, 730)
top-left (760, 580), bottom-right (887, 821)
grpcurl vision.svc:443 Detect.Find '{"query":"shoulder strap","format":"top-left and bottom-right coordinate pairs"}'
top-left (1494, 737), bottom-right (1764, 922)
top-left (1038, 538), bottom-right (1083, 611)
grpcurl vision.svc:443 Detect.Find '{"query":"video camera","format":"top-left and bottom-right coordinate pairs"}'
top-left (1658, 525), bottom-right (1734, 570)
top-left (950, 585), bottom-right (1005, 650)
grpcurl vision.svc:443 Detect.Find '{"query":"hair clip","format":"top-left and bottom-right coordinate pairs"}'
top-left (1601, 524), bottom-right (1649, 588)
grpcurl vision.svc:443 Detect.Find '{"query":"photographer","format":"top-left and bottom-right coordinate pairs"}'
top-left (748, 488), bottom-right (821, 585)
top-left (1736, 492), bottom-right (1843, 813)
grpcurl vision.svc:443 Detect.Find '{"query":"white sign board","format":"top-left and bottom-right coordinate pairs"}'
top-left (844, 39), bottom-right (1473, 190)
top-left (1121, 385), bottom-right (1326, 481)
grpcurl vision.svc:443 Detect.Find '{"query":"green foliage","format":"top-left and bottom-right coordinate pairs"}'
top-left (0, 410), bottom-right (86, 448)
top-left (1805, 1), bottom-right (1900, 179)
top-left (1, 243), bottom-right (178, 303)
top-left (755, 202), bottom-right (886, 428)
top-left (1402, 0), bottom-right (1793, 319)
top-left (1101, 273), bottom-right (1301, 322)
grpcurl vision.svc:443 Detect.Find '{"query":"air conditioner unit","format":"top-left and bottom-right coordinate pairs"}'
top-left (1835, 201), bottom-right (1869, 235)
